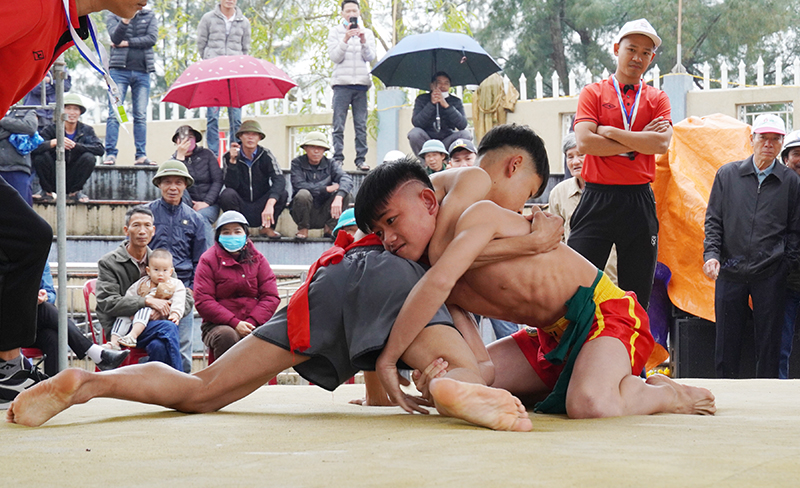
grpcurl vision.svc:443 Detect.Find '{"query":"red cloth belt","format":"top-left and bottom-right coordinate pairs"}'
top-left (286, 232), bottom-right (383, 352)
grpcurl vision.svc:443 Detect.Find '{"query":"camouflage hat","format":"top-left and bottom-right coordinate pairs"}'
top-left (235, 120), bottom-right (266, 140)
top-left (152, 159), bottom-right (194, 188)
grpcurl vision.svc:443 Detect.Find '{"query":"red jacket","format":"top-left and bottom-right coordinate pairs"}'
top-left (0, 0), bottom-right (86, 115)
top-left (194, 242), bottom-right (280, 329)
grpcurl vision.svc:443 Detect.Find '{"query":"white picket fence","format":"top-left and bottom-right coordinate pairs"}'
top-left (85, 57), bottom-right (800, 125)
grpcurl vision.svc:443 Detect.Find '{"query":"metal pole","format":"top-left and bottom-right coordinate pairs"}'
top-left (673, 0), bottom-right (685, 73)
top-left (53, 55), bottom-right (68, 373)
top-left (677, 0), bottom-right (682, 66)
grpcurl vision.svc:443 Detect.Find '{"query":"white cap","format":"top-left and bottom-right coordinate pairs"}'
top-left (616, 19), bottom-right (661, 49)
top-left (752, 114), bottom-right (786, 136)
top-left (781, 130), bottom-right (800, 161)
top-left (383, 150), bottom-right (407, 163)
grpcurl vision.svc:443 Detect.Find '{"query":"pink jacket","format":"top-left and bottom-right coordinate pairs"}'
top-left (194, 242), bottom-right (279, 329)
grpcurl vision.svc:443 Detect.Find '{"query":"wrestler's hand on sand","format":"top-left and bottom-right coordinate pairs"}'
top-left (375, 353), bottom-right (429, 414)
top-left (349, 371), bottom-right (411, 406)
top-left (412, 358), bottom-right (448, 402)
top-left (527, 207), bottom-right (564, 253)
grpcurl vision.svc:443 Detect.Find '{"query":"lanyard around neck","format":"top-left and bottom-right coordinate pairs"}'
top-left (62, 0), bottom-right (129, 124)
top-left (611, 76), bottom-right (642, 131)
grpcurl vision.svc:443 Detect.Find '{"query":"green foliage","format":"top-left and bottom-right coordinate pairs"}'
top-left (477, 0), bottom-right (800, 94)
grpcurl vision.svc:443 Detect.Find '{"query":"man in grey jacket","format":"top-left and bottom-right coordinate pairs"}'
top-left (103, 8), bottom-right (158, 166)
top-left (197, 0), bottom-right (251, 158)
top-left (703, 114), bottom-right (800, 379)
top-left (327, 0), bottom-right (375, 172)
top-left (96, 207), bottom-right (187, 371)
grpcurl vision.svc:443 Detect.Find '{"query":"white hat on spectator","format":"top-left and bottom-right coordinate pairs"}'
top-left (382, 150), bottom-right (407, 163)
top-left (616, 19), bottom-right (661, 49)
top-left (752, 114), bottom-right (786, 136)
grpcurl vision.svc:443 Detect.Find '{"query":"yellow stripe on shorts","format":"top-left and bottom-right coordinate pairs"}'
top-left (626, 295), bottom-right (642, 367)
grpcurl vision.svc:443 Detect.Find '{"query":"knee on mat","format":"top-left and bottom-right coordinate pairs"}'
top-left (565, 390), bottom-right (623, 419)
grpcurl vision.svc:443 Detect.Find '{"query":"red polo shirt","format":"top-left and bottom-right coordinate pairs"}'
top-left (0, 0), bottom-right (86, 115)
top-left (574, 76), bottom-right (671, 185)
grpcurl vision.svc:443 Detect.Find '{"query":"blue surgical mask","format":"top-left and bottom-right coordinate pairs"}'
top-left (218, 234), bottom-right (247, 252)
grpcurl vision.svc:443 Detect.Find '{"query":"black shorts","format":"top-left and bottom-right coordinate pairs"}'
top-left (253, 246), bottom-right (453, 391)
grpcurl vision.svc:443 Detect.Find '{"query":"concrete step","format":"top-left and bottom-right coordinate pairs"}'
top-left (82, 165), bottom-right (367, 201)
top-left (48, 235), bottom-right (333, 267)
top-left (35, 199), bottom-right (338, 240)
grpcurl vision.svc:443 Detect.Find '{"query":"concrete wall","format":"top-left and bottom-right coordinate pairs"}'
top-left (686, 86), bottom-right (800, 130)
top-left (91, 84), bottom-right (799, 177)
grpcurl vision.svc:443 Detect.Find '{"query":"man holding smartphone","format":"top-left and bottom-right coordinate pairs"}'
top-left (327, 0), bottom-right (375, 172)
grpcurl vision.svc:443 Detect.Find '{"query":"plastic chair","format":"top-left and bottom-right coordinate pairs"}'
top-left (83, 279), bottom-right (148, 367)
top-left (20, 347), bottom-right (45, 364)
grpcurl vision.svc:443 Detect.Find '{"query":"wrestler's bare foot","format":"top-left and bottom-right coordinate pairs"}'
top-left (646, 374), bottom-right (716, 415)
top-left (6, 368), bottom-right (89, 427)
top-left (429, 378), bottom-right (532, 432)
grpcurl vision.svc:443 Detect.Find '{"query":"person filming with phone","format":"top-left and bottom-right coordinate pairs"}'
top-left (327, 0), bottom-right (375, 172)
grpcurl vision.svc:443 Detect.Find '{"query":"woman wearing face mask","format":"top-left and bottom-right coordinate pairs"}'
top-left (172, 125), bottom-right (223, 230)
top-left (194, 211), bottom-right (280, 360)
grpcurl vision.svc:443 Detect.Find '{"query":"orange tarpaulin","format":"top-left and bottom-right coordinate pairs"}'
top-left (653, 113), bottom-right (753, 321)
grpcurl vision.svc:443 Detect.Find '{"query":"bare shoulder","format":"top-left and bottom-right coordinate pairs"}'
top-left (433, 168), bottom-right (492, 234)
top-left (437, 167), bottom-right (491, 205)
top-left (458, 200), bottom-right (529, 238)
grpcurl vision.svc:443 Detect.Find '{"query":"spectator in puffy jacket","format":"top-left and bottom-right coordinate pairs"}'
top-left (32, 93), bottom-right (103, 203)
top-left (0, 109), bottom-right (38, 205)
top-left (327, 0), bottom-right (375, 171)
top-left (290, 131), bottom-right (353, 239)
top-left (197, 0), bottom-right (250, 157)
top-left (195, 210), bottom-right (279, 360)
top-left (148, 160), bottom-right (209, 372)
top-left (103, 8), bottom-right (158, 166)
top-left (218, 120), bottom-right (288, 239)
top-left (172, 124), bottom-right (223, 242)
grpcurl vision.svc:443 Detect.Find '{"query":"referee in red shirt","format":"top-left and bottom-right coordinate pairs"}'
top-left (570, 18), bottom-right (672, 310)
top-left (0, 0), bottom-right (146, 405)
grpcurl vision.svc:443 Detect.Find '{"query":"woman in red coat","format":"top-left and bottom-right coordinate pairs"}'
top-left (194, 211), bottom-right (280, 360)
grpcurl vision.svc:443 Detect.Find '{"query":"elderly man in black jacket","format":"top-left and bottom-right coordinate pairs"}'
top-left (32, 93), bottom-right (104, 203)
top-left (289, 131), bottom-right (353, 239)
top-left (218, 120), bottom-right (288, 238)
top-left (704, 114), bottom-right (800, 379)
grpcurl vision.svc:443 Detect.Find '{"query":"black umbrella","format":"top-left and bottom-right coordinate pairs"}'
top-left (372, 32), bottom-right (501, 131)
top-left (372, 31), bottom-right (502, 90)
